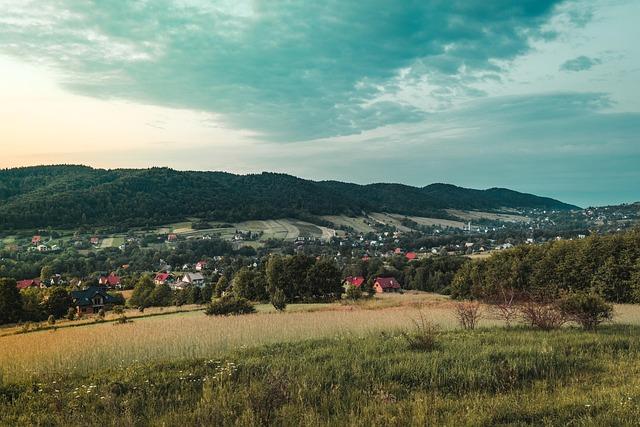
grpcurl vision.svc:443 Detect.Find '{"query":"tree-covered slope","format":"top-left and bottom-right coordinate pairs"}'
top-left (0, 165), bottom-right (578, 229)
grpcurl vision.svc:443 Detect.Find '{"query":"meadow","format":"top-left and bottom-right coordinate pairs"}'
top-left (2, 293), bottom-right (640, 425)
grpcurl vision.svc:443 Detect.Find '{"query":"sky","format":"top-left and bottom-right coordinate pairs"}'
top-left (0, 0), bottom-right (639, 207)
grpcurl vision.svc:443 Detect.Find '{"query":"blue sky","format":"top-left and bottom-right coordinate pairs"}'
top-left (0, 0), bottom-right (639, 207)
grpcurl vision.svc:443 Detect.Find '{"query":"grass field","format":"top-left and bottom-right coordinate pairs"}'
top-left (2, 323), bottom-right (640, 425)
top-left (447, 209), bottom-right (530, 223)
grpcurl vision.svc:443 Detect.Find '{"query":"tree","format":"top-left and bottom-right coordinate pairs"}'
top-left (455, 302), bottom-right (482, 330)
top-left (66, 307), bottom-right (76, 321)
top-left (304, 259), bottom-right (342, 300)
top-left (129, 274), bottom-right (155, 308)
top-left (40, 265), bottom-right (54, 283)
top-left (265, 254), bottom-right (288, 297)
top-left (47, 287), bottom-right (73, 318)
top-left (214, 276), bottom-right (229, 298)
top-left (0, 278), bottom-right (22, 325)
top-left (21, 287), bottom-right (46, 322)
top-left (558, 292), bottom-right (613, 331)
top-left (270, 288), bottom-right (287, 311)
top-left (149, 283), bottom-right (173, 307)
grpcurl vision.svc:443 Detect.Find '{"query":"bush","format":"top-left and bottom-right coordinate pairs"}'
top-left (113, 305), bottom-right (125, 315)
top-left (205, 295), bottom-right (256, 316)
top-left (519, 299), bottom-right (566, 331)
top-left (344, 284), bottom-right (363, 301)
top-left (401, 312), bottom-right (440, 351)
top-left (270, 288), bottom-right (287, 311)
top-left (66, 307), bottom-right (76, 321)
top-left (47, 315), bottom-right (56, 326)
top-left (558, 292), bottom-right (614, 331)
top-left (96, 309), bottom-right (106, 321)
top-left (455, 302), bottom-right (482, 330)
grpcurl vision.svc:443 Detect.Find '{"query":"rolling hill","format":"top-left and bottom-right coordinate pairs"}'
top-left (0, 165), bottom-right (578, 229)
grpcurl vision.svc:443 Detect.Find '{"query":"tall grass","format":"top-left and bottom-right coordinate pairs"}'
top-left (1, 326), bottom-right (639, 425)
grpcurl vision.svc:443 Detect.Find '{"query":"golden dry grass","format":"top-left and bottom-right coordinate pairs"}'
top-left (1, 293), bottom-right (638, 383)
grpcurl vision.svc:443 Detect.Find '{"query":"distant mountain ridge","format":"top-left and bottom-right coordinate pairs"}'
top-left (0, 165), bottom-right (579, 229)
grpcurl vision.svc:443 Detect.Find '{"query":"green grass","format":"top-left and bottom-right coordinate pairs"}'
top-left (2, 325), bottom-right (640, 426)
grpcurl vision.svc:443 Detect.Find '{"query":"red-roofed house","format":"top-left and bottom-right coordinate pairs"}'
top-left (98, 273), bottom-right (121, 288)
top-left (373, 277), bottom-right (401, 293)
top-left (405, 252), bottom-right (417, 261)
top-left (154, 272), bottom-right (173, 285)
top-left (16, 278), bottom-right (42, 290)
top-left (90, 236), bottom-right (100, 245)
top-left (31, 235), bottom-right (41, 245)
top-left (343, 276), bottom-right (365, 288)
top-left (195, 260), bottom-right (208, 271)
top-left (167, 233), bottom-right (178, 242)
top-left (394, 248), bottom-right (403, 255)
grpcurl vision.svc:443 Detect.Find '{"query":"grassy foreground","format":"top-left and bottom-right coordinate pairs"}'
top-left (2, 325), bottom-right (640, 426)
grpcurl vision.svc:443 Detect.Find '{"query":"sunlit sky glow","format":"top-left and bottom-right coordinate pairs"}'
top-left (1, 0), bottom-right (639, 207)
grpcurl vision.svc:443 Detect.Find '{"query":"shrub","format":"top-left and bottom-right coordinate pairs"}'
top-left (47, 315), bottom-right (56, 326)
top-left (455, 302), bottom-right (482, 330)
top-left (519, 299), bottom-right (566, 330)
top-left (205, 295), bottom-right (256, 316)
top-left (270, 288), bottom-right (287, 311)
top-left (97, 309), bottom-right (106, 321)
top-left (113, 305), bottom-right (125, 315)
top-left (558, 292), bottom-right (614, 331)
top-left (344, 284), bottom-right (363, 301)
top-left (401, 312), bottom-right (440, 351)
top-left (66, 307), bottom-right (76, 321)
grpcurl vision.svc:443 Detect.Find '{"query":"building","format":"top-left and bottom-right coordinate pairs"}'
top-left (180, 272), bottom-right (205, 287)
top-left (195, 260), bottom-right (208, 271)
top-left (71, 286), bottom-right (120, 315)
top-left (154, 272), bottom-right (173, 286)
top-left (98, 273), bottom-right (121, 288)
top-left (343, 276), bottom-right (365, 289)
top-left (405, 252), bottom-right (417, 261)
top-left (167, 233), bottom-right (178, 242)
top-left (16, 278), bottom-right (43, 290)
top-left (373, 277), bottom-right (401, 293)
top-left (31, 235), bottom-right (41, 245)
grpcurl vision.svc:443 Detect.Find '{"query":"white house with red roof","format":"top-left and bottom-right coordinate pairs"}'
top-left (195, 260), bottom-right (208, 271)
top-left (98, 273), bottom-right (121, 288)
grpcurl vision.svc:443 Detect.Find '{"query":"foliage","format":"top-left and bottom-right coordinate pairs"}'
top-left (128, 275), bottom-right (155, 308)
top-left (452, 228), bottom-right (640, 303)
top-left (0, 165), bottom-right (574, 229)
top-left (205, 295), bottom-right (256, 316)
top-left (519, 298), bottom-right (566, 331)
top-left (0, 278), bottom-right (22, 324)
top-left (66, 307), bottom-right (76, 321)
top-left (214, 276), bottom-right (229, 298)
top-left (344, 284), bottom-right (363, 301)
top-left (47, 287), bottom-right (73, 319)
top-left (270, 288), bottom-right (287, 311)
top-left (558, 292), bottom-right (614, 331)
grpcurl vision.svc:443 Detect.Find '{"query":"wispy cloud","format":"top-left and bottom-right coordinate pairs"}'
top-left (560, 55), bottom-right (602, 72)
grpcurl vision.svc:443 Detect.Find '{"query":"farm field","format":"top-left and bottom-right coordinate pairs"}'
top-left (447, 209), bottom-right (530, 223)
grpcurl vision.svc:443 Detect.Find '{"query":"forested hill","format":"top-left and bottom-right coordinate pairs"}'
top-left (0, 165), bottom-right (578, 229)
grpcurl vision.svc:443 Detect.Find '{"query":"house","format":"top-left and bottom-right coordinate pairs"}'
top-left (16, 278), bottom-right (42, 290)
top-left (180, 272), bottom-right (205, 287)
top-left (98, 273), bottom-right (121, 288)
top-left (167, 233), bottom-right (178, 242)
top-left (195, 260), bottom-right (207, 271)
top-left (405, 252), bottom-right (417, 261)
top-left (394, 248), bottom-right (402, 255)
top-left (49, 274), bottom-right (65, 286)
top-left (90, 236), bottom-right (100, 245)
top-left (343, 276), bottom-right (365, 289)
top-left (373, 277), bottom-right (401, 293)
top-left (71, 286), bottom-right (120, 314)
top-left (37, 244), bottom-right (49, 252)
top-left (31, 235), bottom-right (41, 245)
top-left (154, 272), bottom-right (173, 286)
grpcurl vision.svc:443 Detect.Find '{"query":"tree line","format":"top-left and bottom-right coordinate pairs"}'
top-left (451, 228), bottom-right (640, 303)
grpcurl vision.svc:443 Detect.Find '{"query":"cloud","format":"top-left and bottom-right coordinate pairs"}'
top-left (0, 0), bottom-right (567, 141)
top-left (560, 55), bottom-right (602, 72)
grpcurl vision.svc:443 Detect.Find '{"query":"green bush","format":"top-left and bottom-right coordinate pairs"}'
top-left (270, 288), bottom-right (287, 311)
top-left (558, 292), bottom-right (614, 331)
top-left (344, 284), bottom-right (363, 301)
top-left (205, 295), bottom-right (256, 316)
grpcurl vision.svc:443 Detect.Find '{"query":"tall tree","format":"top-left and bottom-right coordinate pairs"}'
top-left (0, 278), bottom-right (22, 324)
